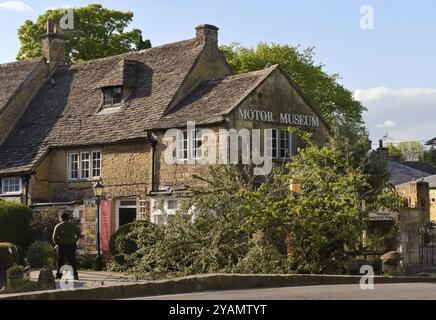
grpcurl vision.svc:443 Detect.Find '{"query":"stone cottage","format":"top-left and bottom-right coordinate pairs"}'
top-left (0, 21), bottom-right (330, 253)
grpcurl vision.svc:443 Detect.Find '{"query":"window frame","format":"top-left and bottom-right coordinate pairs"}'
top-left (68, 150), bottom-right (102, 181)
top-left (1, 177), bottom-right (22, 195)
top-left (270, 129), bottom-right (293, 160)
top-left (102, 86), bottom-right (124, 108)
top-left (176, 130), bottom-right (203, 161)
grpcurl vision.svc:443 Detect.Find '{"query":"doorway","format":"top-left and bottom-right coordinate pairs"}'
top-left (116, 200), bottom-right (137, 229)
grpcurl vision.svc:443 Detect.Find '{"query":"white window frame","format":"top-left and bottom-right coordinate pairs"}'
top-left (1, 177), bottom-right (22, 195)
top-left (269, 129), bottom-right (292, 160)
top-left (80, 152), bottom-right (91, 180)
top-left (68, 153), bottom-right (79, 180)
top-left (176, 130), bottom-right (203, 161)
top-left (68, 150), bottom-right (102, 181)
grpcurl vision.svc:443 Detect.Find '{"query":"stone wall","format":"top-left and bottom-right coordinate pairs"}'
top-left (430, 189), bottom-right (436, 222)
top-left (396, 181), bottom-right (431, 224)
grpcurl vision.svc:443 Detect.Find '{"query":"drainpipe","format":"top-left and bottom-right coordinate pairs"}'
top-left (151, 139), bottom-right (158, 192)
top-left (24, 174), bottom-right (30, 206)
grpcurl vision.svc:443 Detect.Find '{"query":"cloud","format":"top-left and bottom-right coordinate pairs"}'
top-left (376, 120), bottom-right (396, 128)
top-left (354, 87), bottom-right (436, 144)
top-left (0, 1), bottom-right (32, 12)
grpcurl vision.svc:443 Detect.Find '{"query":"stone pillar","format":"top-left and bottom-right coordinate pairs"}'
top-left (397, 208), bottom-right (421, 273)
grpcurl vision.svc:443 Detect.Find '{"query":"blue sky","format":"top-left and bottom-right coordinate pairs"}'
top-left (1, 0), bottom-right (435, 144)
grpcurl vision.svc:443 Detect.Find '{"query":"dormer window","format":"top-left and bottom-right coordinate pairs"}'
top-left (102, 86), bottom-right (123, 107)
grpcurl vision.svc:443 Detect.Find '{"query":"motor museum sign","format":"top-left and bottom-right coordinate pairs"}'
top-left (238, 108), bottom-right (320, 127)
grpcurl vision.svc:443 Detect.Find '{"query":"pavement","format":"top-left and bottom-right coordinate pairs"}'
top-left (29, 270), bottom-right (131, 289)
top-left (127, 283), bottom-right (436, 300)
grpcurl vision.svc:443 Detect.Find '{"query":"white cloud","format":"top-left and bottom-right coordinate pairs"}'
top-left (354, 87), bottom-right (436, 144)
top-left (0, 1), bottom-right (32, 12)
top-left (376, 120), bottom-right (397, 128)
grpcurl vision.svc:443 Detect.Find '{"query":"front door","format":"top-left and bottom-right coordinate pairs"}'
top-left (118, 208), bottom-right (137, 227)
top-left (117, 200), bottom-right (137, 229)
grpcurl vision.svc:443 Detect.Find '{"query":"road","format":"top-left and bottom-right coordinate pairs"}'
top-left (127, 283), bottom-right (436, 300)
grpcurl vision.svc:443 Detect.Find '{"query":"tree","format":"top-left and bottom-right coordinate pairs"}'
top-left (397, 141), bottom-right (425, 161)
top-left (220, 43), bottom-right (367, 138)
top-left (17, 4), bottom-right (151, 63)
top-left (387, 144), bottom-right (405, 161)
top-left (423, 147), bottom-right (436, 167)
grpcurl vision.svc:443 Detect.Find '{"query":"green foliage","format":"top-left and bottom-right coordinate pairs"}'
top-left (17, 4), bottom-right (150, 63)
top-left (109, 221), bottom-right (158, 269)
top-left (397, 141), bottom-right (425, 161)
top-left (76, 255), bottom-right (96, 270)
top-left (31, 211), bottom-right (59, 242)
top-left (0, 202), bottom-right (33, 249)
top-left (387, 144), bottom-right (405, 161)
top-left (6, 265), bottom-right (24, 277)
top-left (422, 147), bottom-right (436, 167)
top-left (220, 43), bottom-right (366, 133)
top-left (25, 241), bottom-right (56, 269)
top-left (1, 280), bottom-right (40, 294)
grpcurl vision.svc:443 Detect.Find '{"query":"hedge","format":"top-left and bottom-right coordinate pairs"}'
top-left (0, 202), bottom-right (33, 249)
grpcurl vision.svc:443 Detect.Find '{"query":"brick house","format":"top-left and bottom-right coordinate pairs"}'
top-left (0, 22), bottom-right (330, 252)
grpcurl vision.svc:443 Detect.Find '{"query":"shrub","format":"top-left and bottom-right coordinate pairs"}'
top-left (31, 211), bottom-right (60, 242)
top-left (109, 221), bottom-right (156, 257)
top-left (7, 265), bottom-right (24, 277)
top-left (0, 202), bottom-right (33, 249)
top-left (25, 241), bottom-right (56, 269)
top-left (76, 255), bottom-right (96, 270)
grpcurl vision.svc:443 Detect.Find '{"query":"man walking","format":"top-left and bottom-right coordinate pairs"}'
top-left (52, 211), bottom-right (82, 280)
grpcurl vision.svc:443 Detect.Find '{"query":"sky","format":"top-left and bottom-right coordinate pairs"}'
top-left (0, 0), bottom-right (435, 146)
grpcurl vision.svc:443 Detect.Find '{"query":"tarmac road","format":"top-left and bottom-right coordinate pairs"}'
top-left (127, 283), bottom-right (436, 300)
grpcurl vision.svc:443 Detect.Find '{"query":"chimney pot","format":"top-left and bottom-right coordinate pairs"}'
top-left (195, 24), bottom-right (219, 47)
top-left (40, 19), bottom-right (67, 67)
top-left (47, 19), bottom-right (55, 34)
top-left (379, 140), bottom-right (383, 149)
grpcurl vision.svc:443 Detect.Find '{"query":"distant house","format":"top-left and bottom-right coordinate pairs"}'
top-left (426, 138), bottom-right (436, 146)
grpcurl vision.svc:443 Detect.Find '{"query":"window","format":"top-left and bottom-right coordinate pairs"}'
top-left (269, 129), bottom-right (292, 160)
top-left (92, 151), bottom-right (101, 178)
top-left (168, 200), bottom-right (179, 210)
top-left (176, 130), bottom-right (203, 161)
top-left (1, 177), bottom-right (22, 195)
top-left (103, 86), bottom-right (123, 107)
top-left (68, 153), bottom-right (79, 180)
top-left (68, 151), bottom-right (102, 180)
top-left (80, 152), bottom-right (91, 179)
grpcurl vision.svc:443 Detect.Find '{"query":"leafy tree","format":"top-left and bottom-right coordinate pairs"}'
top-left (422, 147), bottom-right (436, 167)
top-left (397, 141), bottom-right (425, 161)
top-left (387, 144), bottom-right (405, 161)
top-left (220, 43), bottom-right (366, 137)
top-left (17, 4), bottom-right (151, 63)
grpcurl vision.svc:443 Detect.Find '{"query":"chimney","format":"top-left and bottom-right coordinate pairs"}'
top-left (40, 19), bottom-right (67, 68)
top-left (195, 24), bottom-right (219, 48)
top-left (377, 139), bottom-right (389, 162)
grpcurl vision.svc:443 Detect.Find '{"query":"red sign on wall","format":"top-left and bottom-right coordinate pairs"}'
top-left (100, 200), bottom-right (112, 252)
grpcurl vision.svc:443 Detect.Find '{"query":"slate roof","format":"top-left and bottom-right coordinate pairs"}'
top-left (398, 161), bottom-right (436, 175)
top-left (388, 161), bottom-right (431, 186)
top-left (157, 66), bottom-right (277, 129)
top-left (0, 38), bottom-right (205, 174)
top-left (427, 138), bottom-right (436, 146)
top-left (0, 58), bottom-right (44, 113)
top-left (0, 39), bottom-right (300, 175)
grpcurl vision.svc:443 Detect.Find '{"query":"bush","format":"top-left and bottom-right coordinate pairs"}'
top-left (0, 202), bottom-right (33, 249)
top-left (6, 265), bottom-right (24, 277)
top-left (109, 221), bottom-right (155, 257)
top-left (25, 241), bottom-right (56, 269)
top-left (76, 255), bottom-right (96, 270)
top-left (31, 211), bottom-right (60, 242)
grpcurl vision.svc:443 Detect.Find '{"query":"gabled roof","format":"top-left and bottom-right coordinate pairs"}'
top-left (0, 58), bottom-right (44, 113)
top-left (389, 160), bottom-right (431, 186)
top-left (0, 38), bottom-right (204, 174)
top-left (157, 66), bottom-right (277, 129)
top-left (427, 138), bottom-right (436, 146)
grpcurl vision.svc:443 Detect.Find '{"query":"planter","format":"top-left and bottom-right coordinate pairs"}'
top-left (7, 275), bottom-right (24, 288)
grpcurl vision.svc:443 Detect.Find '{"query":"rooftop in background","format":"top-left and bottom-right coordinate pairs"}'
top-left (427, 138), bottom-right (436, 146)
top-left (398, 162), bottom-right (436, 176)
top-left (388, 161), bottom-right (432, 186)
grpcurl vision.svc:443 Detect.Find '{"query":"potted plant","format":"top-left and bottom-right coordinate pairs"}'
top-left (7, 265), bottom-right (25, 288)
